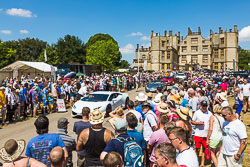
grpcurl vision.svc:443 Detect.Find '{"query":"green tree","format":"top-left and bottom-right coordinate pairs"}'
top-left (5, 38), bottom-right (47, 62)
top-left (238, 46), bottom-right (250, 70)
top-left (86, 40), bottom-right (121, 71)
top-left (38, 45), bottom-right (60, 66)
top-left (119, 60), bottom-right (130, 69)
top-left (55, 35), bottom-right (86, 64)
top-left (0, 40), bottom-right (16, 68)
top-left (85, 33), bottom-right (118, 49)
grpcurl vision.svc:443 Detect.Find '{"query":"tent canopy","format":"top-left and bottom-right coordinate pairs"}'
top-left (0, 61), bottom-right (57, 72)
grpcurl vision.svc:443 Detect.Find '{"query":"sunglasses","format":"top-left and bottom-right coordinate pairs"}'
top-left (221, 114), bottom-right (227, 117)
top-left (201, 105), bottom-right (208, 107)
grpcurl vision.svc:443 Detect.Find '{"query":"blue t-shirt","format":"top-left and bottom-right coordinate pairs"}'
top-left (180, 99), bottom-right (189, 107)
top-left (127, 130), bottom-right (146, 150)
top-left (25, 133), bottom-right (65, 167)
top-left (21, 88), bottom-right (27, 102)
top-left (56, 87), bottom-right (61, 95)
top-left (73, 121), bottom-right (92, 139)
top-left (103, 133), bottom-right (130, 160)
top-left (42, 89), bottom-right (48, 100)
top-left (135, 105), bottom-right (145, 121)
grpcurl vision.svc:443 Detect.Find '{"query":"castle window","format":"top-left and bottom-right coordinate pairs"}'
top-left (162, 41), bottom-right (165, 47)
top-left (167, 64), bottom-right (170, 69)
top-left (191, 38), bottom-right (198, 44)
top-left (184, 41), bottom-right (187, 44)
top-left (182, 55), bottom-right (187, 63)
top-left (214, 49), bottom-right (218, 58)
top-left (182, 46), bottom-right (187, 52)
top-left (214, 63), bottom-right (218, 69)
top-left (220, 49), bottom-right (224, 59)
top-left (167, 51), bottom-right (170, 59)
top-left (191, 55), bottom-right (198, 63)
top-left (220, 38), bottom-right (224, 44)
top-left (142, 55), bottom-right (146, 59)
top-left (202, 55), bottom-right (208, 63)
top-left (161, 51), bottom-right (165, 60)
top-left (202, 45), bottom-right (208, 51)
top-left (191, 46), bottom-right (198, 52)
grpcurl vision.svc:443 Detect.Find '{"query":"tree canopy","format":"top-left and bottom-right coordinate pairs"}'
top-left (85, 33), bottom-right (118, 49)
top-left (86, 40), bottom-right (121, 71)
top-left (0, 40), bottom-right (16, 68)
top-left (119, 60), bottom-right (130, 69)
top-left (238, 46), bottom-right (250, 70)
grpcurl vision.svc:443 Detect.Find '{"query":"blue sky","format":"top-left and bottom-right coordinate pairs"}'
top-left (1, 0), bottom-right (250, 64)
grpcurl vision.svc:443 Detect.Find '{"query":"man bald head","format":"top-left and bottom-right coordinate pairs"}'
top-left (49, 146), bottom-right (65, 167)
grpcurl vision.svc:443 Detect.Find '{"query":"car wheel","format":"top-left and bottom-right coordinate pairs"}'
top-left (105, 104), bottom-right (112, 117)
top-left (124, 97), bottom-right (129, 109)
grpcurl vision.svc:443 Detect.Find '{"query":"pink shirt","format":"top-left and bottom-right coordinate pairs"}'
top-left (148, 128), bottom-right (170, 163)
top-left (220, 82), bottom-right (228, 91)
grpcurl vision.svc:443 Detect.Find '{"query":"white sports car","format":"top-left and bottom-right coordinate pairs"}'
top-left (72, 91), bottom-right (129, 117)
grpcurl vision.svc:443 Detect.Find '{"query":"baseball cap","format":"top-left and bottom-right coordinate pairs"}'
top-left (114, 118), bottom-right (127, 131)
top-left (201, 100), bottom-right (208, 106)
top-left (57, 118), bottom-right (69, 129)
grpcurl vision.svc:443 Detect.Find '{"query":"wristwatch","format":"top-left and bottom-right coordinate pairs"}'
top-left (236, 153), bottom-right (241, 158)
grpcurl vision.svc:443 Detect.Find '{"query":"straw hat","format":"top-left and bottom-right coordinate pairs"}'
top-left (152, 98), bottom-right (161, 105)
top-left (135, 92), bottom-right (148, 102)
top-left (171, 89), bottom-right (176, 95)
top-left (176, 107), bottom-right (192, 121)
top-left (172, 94), bottom-right (181, 104)
top-left (219, 92), bottom-right (227, 101)
top-left (179, 91), bottom-right (185, 97)
top-left (0, 87), bottom-right (5, 90)
top-left (147, 92), bottom-right (153, 98)
top-left (114, 106), bottom-right (124, 117)
top-left (157, 103), bottom-right (169, 113)
top-left (89, 109), bottom-right (105, 125)
top-left (0, 139), bottom-right (25, 163)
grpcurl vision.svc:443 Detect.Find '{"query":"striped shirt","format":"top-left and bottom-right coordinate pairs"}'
top-left (57, 129), bottom-right (76, 167)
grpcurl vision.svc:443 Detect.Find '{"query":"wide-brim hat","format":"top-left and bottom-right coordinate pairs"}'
top-left (152, 98), bottom-right (161, 105)
top-left (176, 107), bottom-right (192, 121)
top-left (171, 89), bottom-right (176, 95)
top-left (89, 109), bottom-right (105, 125)
top-left (0, 87), bottom-right (5, 90)
top-left (0, 139), bottom-right (25, 163)
top-left (147, 92), bottom-right (153, 98)
top-left (172, 94), bottom-right (181, 104)
top-left (114, 106), bottom-right (124, 116)
top-left (219, 92), bottom-right (227, 101)
top-left (135, 92), bottom-right (148, 102)
top-left (157, 103), bottom-right (169, 113)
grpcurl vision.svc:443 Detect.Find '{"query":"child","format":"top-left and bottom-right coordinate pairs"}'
top-left (48, 93), bottom-right (54, 113)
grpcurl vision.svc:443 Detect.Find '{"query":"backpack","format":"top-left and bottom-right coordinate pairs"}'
top-left (114, 137), bottom-right (144, 167)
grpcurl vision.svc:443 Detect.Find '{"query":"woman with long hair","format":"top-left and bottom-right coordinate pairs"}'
top-left (206, 104), bottom-right (224, 167)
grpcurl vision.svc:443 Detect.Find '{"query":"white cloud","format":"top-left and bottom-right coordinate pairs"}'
top-left (239, 26), bottom-right (250, 42)
top-left (128, 32), bottom-right (143, 37)
top-left (141, 36), bottom-right (150, 41)
top-left (119, 44), bottom-right (135, 54)
top-left (0, 30), bottom-right (12, 34)
top-left (0, 8), bottom-right (3, 12)
top-left (6, 8), bottom-right (36, 18)
top-left (19, 30), bottom-right (29, 34)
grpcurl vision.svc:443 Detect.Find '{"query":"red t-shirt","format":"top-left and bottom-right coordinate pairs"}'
top-left (220, 82), bottom-right (228, 91)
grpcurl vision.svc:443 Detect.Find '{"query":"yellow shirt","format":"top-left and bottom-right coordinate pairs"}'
top-left (0, 91), bottom-right (6, 108)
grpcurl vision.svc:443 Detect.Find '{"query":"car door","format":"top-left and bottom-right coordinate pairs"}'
top-left (108, 93), bottom-right (119, 109)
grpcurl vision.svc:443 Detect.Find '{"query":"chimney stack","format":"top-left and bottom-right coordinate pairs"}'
top-left (188, 27), bottom-right (192, 35)
top-left (169, 30), bottom-right (172, 36)
top-left (219, 27), bottom-right (222, 34)
top-left (181, 36), bottom-right (183, 40)
top-left (229, 29), bottom-right (232, 32)
top-left (210, 29), bottom-right (213, 34)
top-left (136, 44), bottom-right (139, 50)
top-left (198, 27), bottom-right (201, 35)
top-left (178, 32), bottom-right (180, 37)
top-left (164, 30), bottom-right (167, 36)
top-left (234, 25), bottom-right (237, 32)
top-left (156, 33), bottom-right (158, 36)
top-left (151, 30), bottom-right (154, 37)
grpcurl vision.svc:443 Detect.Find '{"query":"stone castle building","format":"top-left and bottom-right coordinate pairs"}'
top-left (133, 25), bottom-right (238, 71)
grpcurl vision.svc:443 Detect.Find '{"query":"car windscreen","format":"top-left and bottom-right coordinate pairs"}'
top-left (150, 81), bottom-right (163, 84)
top-left (163, 77), bottom-right (172, 79)
top-left (81, 94), bottom-right (109, 102)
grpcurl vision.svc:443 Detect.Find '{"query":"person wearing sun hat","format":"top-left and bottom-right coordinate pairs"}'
top-left (155, 103), bottom-right (169, 119)
top-left (76, 109), bottom-right (113, 166)
top-left (0, 86), bottom-right (7, 126)
top-left (175, 107), bottom-right (193, 145)
top-left (135, 92), bottom-right (148, 121)
top-left (0, 139), bottom-right (46, 167)
top-left (109, 106), bottom-right (125, 130)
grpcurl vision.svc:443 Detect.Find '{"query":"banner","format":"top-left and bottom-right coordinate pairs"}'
top-left (57, 99), bottom-right (66, 112)
top-left (13, 65), bottom-right (19, 78)
top-left (144, 60), bottom-right (147, 71)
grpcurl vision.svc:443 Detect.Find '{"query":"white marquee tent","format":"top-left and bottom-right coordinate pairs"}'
top-left (0, 61), bottom-right (57, 80)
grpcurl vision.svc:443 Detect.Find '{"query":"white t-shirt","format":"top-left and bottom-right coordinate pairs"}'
top-left (78, 86), bottom-right (87, 96)
top-left (155, 93), bottom-right (163, 100)
top-left (221, 100), bottom-right (229, 107)
top-left (192, 110), bottom-right (212, 137)
top-left (222, 119), bottom-right (247, 155)
top-left (177, 147), bottom-right (199, 167)
top-left (125, 109), bottom-right (142, 124)
top-left (242, 83), bottom-right (250, 97)
top-left (143, 110), bottom-right (157, 141)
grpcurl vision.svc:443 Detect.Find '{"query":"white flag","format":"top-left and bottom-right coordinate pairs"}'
top-left (44, 49), bottom-right (47, 62)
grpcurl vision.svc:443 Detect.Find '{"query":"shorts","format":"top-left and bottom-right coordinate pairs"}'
top-left (70, 96), bottom-right (75, 100)
top-left (43, 99), bottom-right (48, 107)
top-left (243, 96), bottom-right (249, 103)
top-left (218, 153), bottom-right (243, 167)
top-left (209, 139), bottom-right (222, 148)
top-left (33, 103), bottom-right (39, 110)
top-left (49, 104), bottom-right (53, 109)
top-left (194, 136), bottom-right (207, 149)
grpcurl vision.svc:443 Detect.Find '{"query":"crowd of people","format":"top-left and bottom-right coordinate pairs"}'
top-left (0, 71), bottom-right (250, 167)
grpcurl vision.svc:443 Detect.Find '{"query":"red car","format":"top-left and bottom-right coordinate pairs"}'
top-left (161, 76), bottom-right (176, 85)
